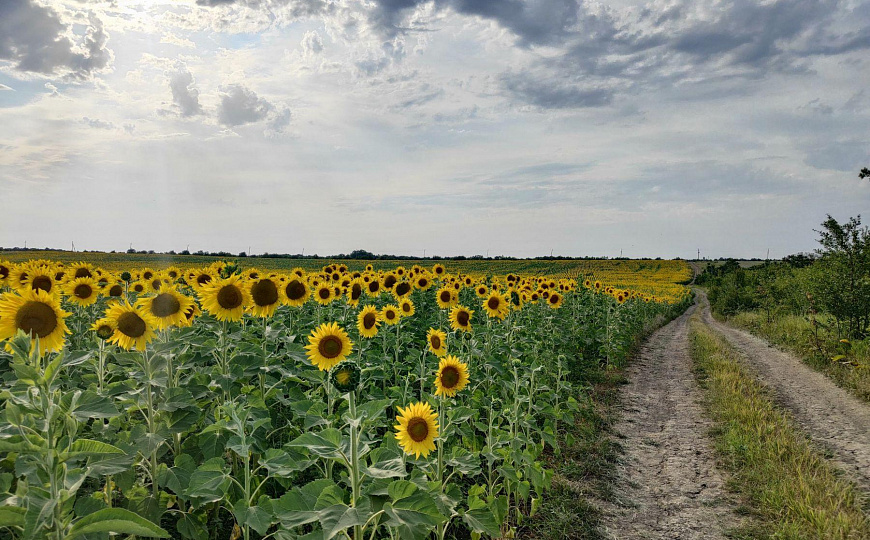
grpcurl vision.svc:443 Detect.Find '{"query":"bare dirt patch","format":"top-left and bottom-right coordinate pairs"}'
top-left (602, 302), bottom-right (740, 539)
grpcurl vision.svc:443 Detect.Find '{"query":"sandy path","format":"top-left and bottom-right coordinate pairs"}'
top-left (697, 290), bottom-right (870, 492)
top-left (603, 301), bottom-right (738, 540)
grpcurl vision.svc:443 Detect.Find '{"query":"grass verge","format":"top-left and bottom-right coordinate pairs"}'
top-left (725, 310), bottom-right (870, 403)
top-left (689, 316), bottom-right (870, 539)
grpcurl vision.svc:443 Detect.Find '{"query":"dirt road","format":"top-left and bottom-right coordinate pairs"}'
top-left (697, 290), bottom-right (870, 492)
top-left (603, 301), bottom-right (738, 539)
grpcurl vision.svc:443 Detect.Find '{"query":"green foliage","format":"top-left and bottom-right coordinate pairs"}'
top-left (0, 279), bottom-right (680, 540)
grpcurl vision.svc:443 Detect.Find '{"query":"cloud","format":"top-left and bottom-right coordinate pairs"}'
top-left (300, 30), bottom-right (323, 56)
top-left (0, 84), bottom-right (12, 91)
top-left (81, 116), bottom-right (115, 130)
top-left (168, 67), bottom-right (203, 117)
top-left (217, 84), bottom-right (291, 132)
top-left (368, 0), bottom-right (580, 45)
top-left (804, 140), bottom-right (870, 172)
top-left (501, 71), bottom-right (614, 108)
top-left (0, 0), bottom-right (112, 79)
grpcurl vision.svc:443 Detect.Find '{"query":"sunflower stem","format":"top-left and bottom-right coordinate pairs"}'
top-left (349, 392), bottom-right (363, 540)
top-left (437, 395), bottom-right (445, 492)
top-left (260, 316), bottom-right (268, 398)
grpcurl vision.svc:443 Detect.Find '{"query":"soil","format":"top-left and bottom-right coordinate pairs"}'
top-left (602, 300), bottom-right (740, 539)
top-left (698, 289), bottom-right (870, 492)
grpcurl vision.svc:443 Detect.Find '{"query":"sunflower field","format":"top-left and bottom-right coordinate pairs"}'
top-left (0, 259), bottom-right (689, 540)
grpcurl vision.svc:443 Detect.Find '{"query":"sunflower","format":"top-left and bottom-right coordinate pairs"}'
top-left (0, 289), bottom-right (70, 353)
top-left (283, 277), bottom-right (310, 307)
top-left (129, 281), bottom-right (148, 295)
top-left (198, 275), bottom-right (251, 322)
top-left (106, 283), bottom-right (125, 297)
top-left (432, 264), bottom-right (445, 277)
top-left (8, 265), bottom-right (30, 291)
top-left (547, 292), bottom-right (564, 309)
top-left (188, 269), bottom-right (215, 291)
top-left (398, 298), bottom-right (415, 317)
top-left (414, 274), bottom-right (432, 291)
top-left (248, 278), bottom-right (282, 318)
top-left (435, 286), bottom-right (457, 309)
top-left (381, 305), bottom-right (400, 326)
top-left (91, 318), bottom-right (116, 341)
top-left (365, 277), bottom-right (382, 297)
top-left (103, 301), bottom-right (157, 351)
top-left (357, 305), bottom-right (380, 338)
top-left (22, 265), bottom-right (57, 295)
top-left (482, 292), bottom-right (510, 320)
top-left (137, 284), bottom-right (195, 329)
top-left (70, 262), bottom-right (96, 279)
top-left (62, 276), bottom-right (100, 307)
top-left (426, 328), bottom-right (447, 357)
top-left (449, 305), bottom-right (473, 332)
top-left (148, 276), bottom-right (169, 293)
top-left (0, 260), bottom-right (10, 286)
top-left (305, 322), bottom-right (353, 371)
top-left (330, 361), bottom-right (361, 392)
top-left (434, 355), bottom-right (470, 397)
top-left (346, 279), bottom-right (364, 307)
top-left (245, 268), bottom-right (261, 281)
top-left (313, 283), bottom-right (334, 306)
top-left (382, 273), bottom-right (397, 291)
top-left (394, 402), bottom-right (439, 458)
top-left (393, 280), bottom-right (412, 298)
top-left (165, 266), bottom-right (181, 281)
top-left (475, 284), bottom-right (488, 298)
top-left (180, 302), bottom-right (202, 327)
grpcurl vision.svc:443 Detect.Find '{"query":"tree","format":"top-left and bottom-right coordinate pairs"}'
top-left (811, 215), bottom-right (870, 338)
top-left (860, 167), bottom-right (869, 180)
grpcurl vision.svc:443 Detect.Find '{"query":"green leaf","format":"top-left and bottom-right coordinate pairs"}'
top-left (272, 479), bottom-right (335, 529)
top-left (383, 480), bottom-right (445, 540)
top-left (287, 429), bottom-right (347, 462)
top-left (68, 439), bottom-right (125, 458)
top-left (185, 458), bottom-right (230, 504)
top-left (0, 506), bottom-right (25, 528)
top-left (260, 448), bottom-right (313, 477)
top-left (461, 506), bottom-right (501, 537)
top-left (64, 391), bottom-right (120, 420)
top-left (176, 512), bottom-right (208, 540)
top-left (362, 457), bottom-right (407, 479)
top-left (67, 508), bottom-right (169, 539)
top-left (158, 388), bottom-right (196, 412)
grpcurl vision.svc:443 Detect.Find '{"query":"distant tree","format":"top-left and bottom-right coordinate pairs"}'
top-left (811, 215), bottom-right (870, 338)
top-left (782, 252), bottom-right (816, 268)
top-left (238, 252), bottom-right (247, 258)
top-left (860, 167), bottom-right (869, 180)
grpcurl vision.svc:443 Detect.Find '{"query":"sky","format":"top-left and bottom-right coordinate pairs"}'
top-left (0, 0), bottom-right (868, 259)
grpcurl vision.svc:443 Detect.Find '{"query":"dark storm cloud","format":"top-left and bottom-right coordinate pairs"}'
top-left (502, 0), bottom-right (870, 108)
top-left (369, 0), bottom-right (581, 45)
top-left (0, 0), bottom-right (111, 79)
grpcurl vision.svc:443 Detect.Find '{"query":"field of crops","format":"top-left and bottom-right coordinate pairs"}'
top-left (0, 252), bottom-right (692, 301)
top-left (0, 258), bottom-right (689, 539)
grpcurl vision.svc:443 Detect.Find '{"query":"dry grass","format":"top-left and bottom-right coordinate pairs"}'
top-left (689, 318), bottom-right (870, 539)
